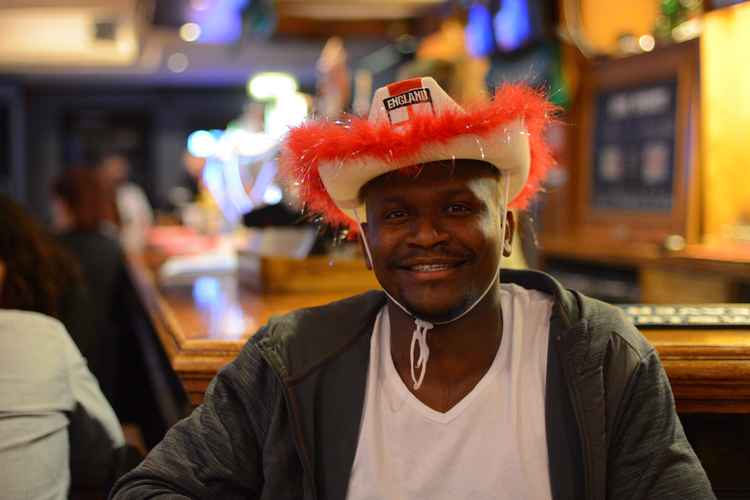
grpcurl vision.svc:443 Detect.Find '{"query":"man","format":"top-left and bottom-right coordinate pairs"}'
top-left (111, 78), bottom-right (713, 499)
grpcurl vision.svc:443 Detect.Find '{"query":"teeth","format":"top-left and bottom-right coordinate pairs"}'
top-left (411, 264), bottom-right (452, 272)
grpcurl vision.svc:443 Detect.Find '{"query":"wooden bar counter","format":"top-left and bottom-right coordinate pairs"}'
top-left (127, 253), bottom-right (750, 414)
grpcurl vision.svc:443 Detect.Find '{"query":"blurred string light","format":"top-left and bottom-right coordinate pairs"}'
top-left (265, 91), bottom-right (308, 138)
top-left (180, 22), bottom-right (202, 42)
top-left (247, 72), bottom-right (308, 138)
top-left (639, 34), bottom-right (656, 52)
top-left (262, 184), bottom-right (283, 205)
top-left (247, 72), bottom-right (298, 100)
top-left (187, 130), bottom-right (218, 157)
top-left (167, 52), bottom-right (189, 72)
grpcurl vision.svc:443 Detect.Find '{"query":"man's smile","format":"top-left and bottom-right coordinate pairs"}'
top-left (394, 256), bottom-right (470, 280)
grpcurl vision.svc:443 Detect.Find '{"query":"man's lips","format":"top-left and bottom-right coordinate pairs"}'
top-left (395, 258), bottom-right (469, 273)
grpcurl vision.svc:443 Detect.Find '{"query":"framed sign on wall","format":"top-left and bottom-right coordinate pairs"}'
top-left (575, 39), bottom-right (700, 246)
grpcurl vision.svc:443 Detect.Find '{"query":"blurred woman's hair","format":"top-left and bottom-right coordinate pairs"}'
top-left (0, 194), bottom-right (81, 319)
top-left (53, 167), bottom-right (116, 231)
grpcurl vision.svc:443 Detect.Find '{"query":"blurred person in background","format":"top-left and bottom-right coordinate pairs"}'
top-left (97, 152), bottom-right (153, 252)
top-left (0, 194), bottom-right (137, 499)
top-left (52, 167), bottom-right (129, 406)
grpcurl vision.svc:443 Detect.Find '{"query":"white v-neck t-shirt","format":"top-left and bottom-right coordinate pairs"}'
top-left (346, 283), bottom-right (554, 500)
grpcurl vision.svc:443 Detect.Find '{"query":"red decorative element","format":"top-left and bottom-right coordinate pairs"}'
top-left (386, 78), bottom-right (425, 96)
top-left (279, 83), bottom-right (559, 234)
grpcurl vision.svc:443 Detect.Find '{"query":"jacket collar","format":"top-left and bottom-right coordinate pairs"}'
top-left (260, 268), bottom-right (583, 382)
top-left (259, 290), bottom-right (386, 382)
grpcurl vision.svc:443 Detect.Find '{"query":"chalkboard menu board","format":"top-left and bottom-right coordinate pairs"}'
top-left (572, 41), bottom-right (699, 245)
top-left (590, 79), bottom-right (678, 212)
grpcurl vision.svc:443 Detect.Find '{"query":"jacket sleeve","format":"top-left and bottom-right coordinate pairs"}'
top-left (606, 348), bottom-right (715, 500)
top-left (110, 332), bottom-right (278, 499)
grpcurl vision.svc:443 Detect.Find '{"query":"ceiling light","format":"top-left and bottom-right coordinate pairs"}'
top-left (180, 22), bottom-right (202, 42)
top-left (638, 34), bottom-right (655, 52)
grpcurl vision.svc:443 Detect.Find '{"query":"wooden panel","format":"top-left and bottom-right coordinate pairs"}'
top-left (701, 3), bottom-right (750, 240)
top-left (641, 267), bottom-right (732, 303)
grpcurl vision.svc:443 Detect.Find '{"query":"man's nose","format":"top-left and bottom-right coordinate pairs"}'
top-left (407, 215), bottom-right (449, 248)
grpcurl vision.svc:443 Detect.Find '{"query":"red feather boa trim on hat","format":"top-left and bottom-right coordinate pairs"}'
top-left (279, 83), bottom-right (559, 234)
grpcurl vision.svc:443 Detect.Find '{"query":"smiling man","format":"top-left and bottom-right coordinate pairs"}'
top-left (111, 78), bottom-right (713, 500)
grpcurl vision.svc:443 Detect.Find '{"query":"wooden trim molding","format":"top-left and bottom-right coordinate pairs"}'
top-left (127, 253), bottom-right (750, 412)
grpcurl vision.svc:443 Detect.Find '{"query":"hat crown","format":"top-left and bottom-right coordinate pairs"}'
top-left (368, 77), bottom-right (463, 126)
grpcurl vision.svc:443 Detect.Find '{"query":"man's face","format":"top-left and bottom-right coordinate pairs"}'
top-left (362, 160), bottom-right (504, 322)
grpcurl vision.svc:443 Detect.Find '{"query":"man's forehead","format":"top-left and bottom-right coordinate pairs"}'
top-left (361, 160), bottom-right (500, 198)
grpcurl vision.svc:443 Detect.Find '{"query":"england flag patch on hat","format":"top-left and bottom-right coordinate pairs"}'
top-left (381, 78), bottom-right (435, 125)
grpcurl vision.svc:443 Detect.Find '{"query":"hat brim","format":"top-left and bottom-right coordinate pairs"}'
top-left (319, 119), bottom-right (529, 223)
top-left (279, 83), bottom-right (557, 234)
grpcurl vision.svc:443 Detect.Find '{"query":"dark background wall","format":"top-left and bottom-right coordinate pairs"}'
top-left (1, 79), bottom-right (249, 221)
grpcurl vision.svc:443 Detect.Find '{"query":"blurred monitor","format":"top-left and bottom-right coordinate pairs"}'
top-left (466, 0), bottom-right (554, 57)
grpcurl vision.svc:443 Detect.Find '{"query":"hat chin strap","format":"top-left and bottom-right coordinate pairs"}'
top-left (353, 175), bottom-right (511, 390)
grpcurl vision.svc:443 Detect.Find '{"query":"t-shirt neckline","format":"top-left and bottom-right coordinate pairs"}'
top-left (380, 295), bottom-right (509, 424)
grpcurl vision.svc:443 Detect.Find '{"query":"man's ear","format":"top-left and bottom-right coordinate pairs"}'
top-left (503, 211), bottom-right (515, 257)
top-left (358, 224), bottom-right (372, 270)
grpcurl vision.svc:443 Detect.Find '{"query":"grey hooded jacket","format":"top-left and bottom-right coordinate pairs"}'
top-left (111, 269), bottom-right (714, 499)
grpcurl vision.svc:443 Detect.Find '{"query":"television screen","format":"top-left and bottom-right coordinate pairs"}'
top-left (493, 0), bottom-right (534, 52)
top-left (466, 2), bottom-right (496, 57)
top-left (466, 0), bottom-right (555, 56)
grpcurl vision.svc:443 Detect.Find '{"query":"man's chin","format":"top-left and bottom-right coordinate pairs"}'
top-left (399, 297), bottom-right (470, 324)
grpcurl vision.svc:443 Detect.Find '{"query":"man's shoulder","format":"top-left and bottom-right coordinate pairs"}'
top-left (502, 269), bottom-right (653, 361)
top-left (576, 293), bottom-right (654, 361)
top-left (236, 290), bottom-right (387, 380)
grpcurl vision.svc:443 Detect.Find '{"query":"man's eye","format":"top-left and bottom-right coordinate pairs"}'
top-left (446, 204), bottom-right (471, 214)
top-left (384, 209), bottom-right (408, 220)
